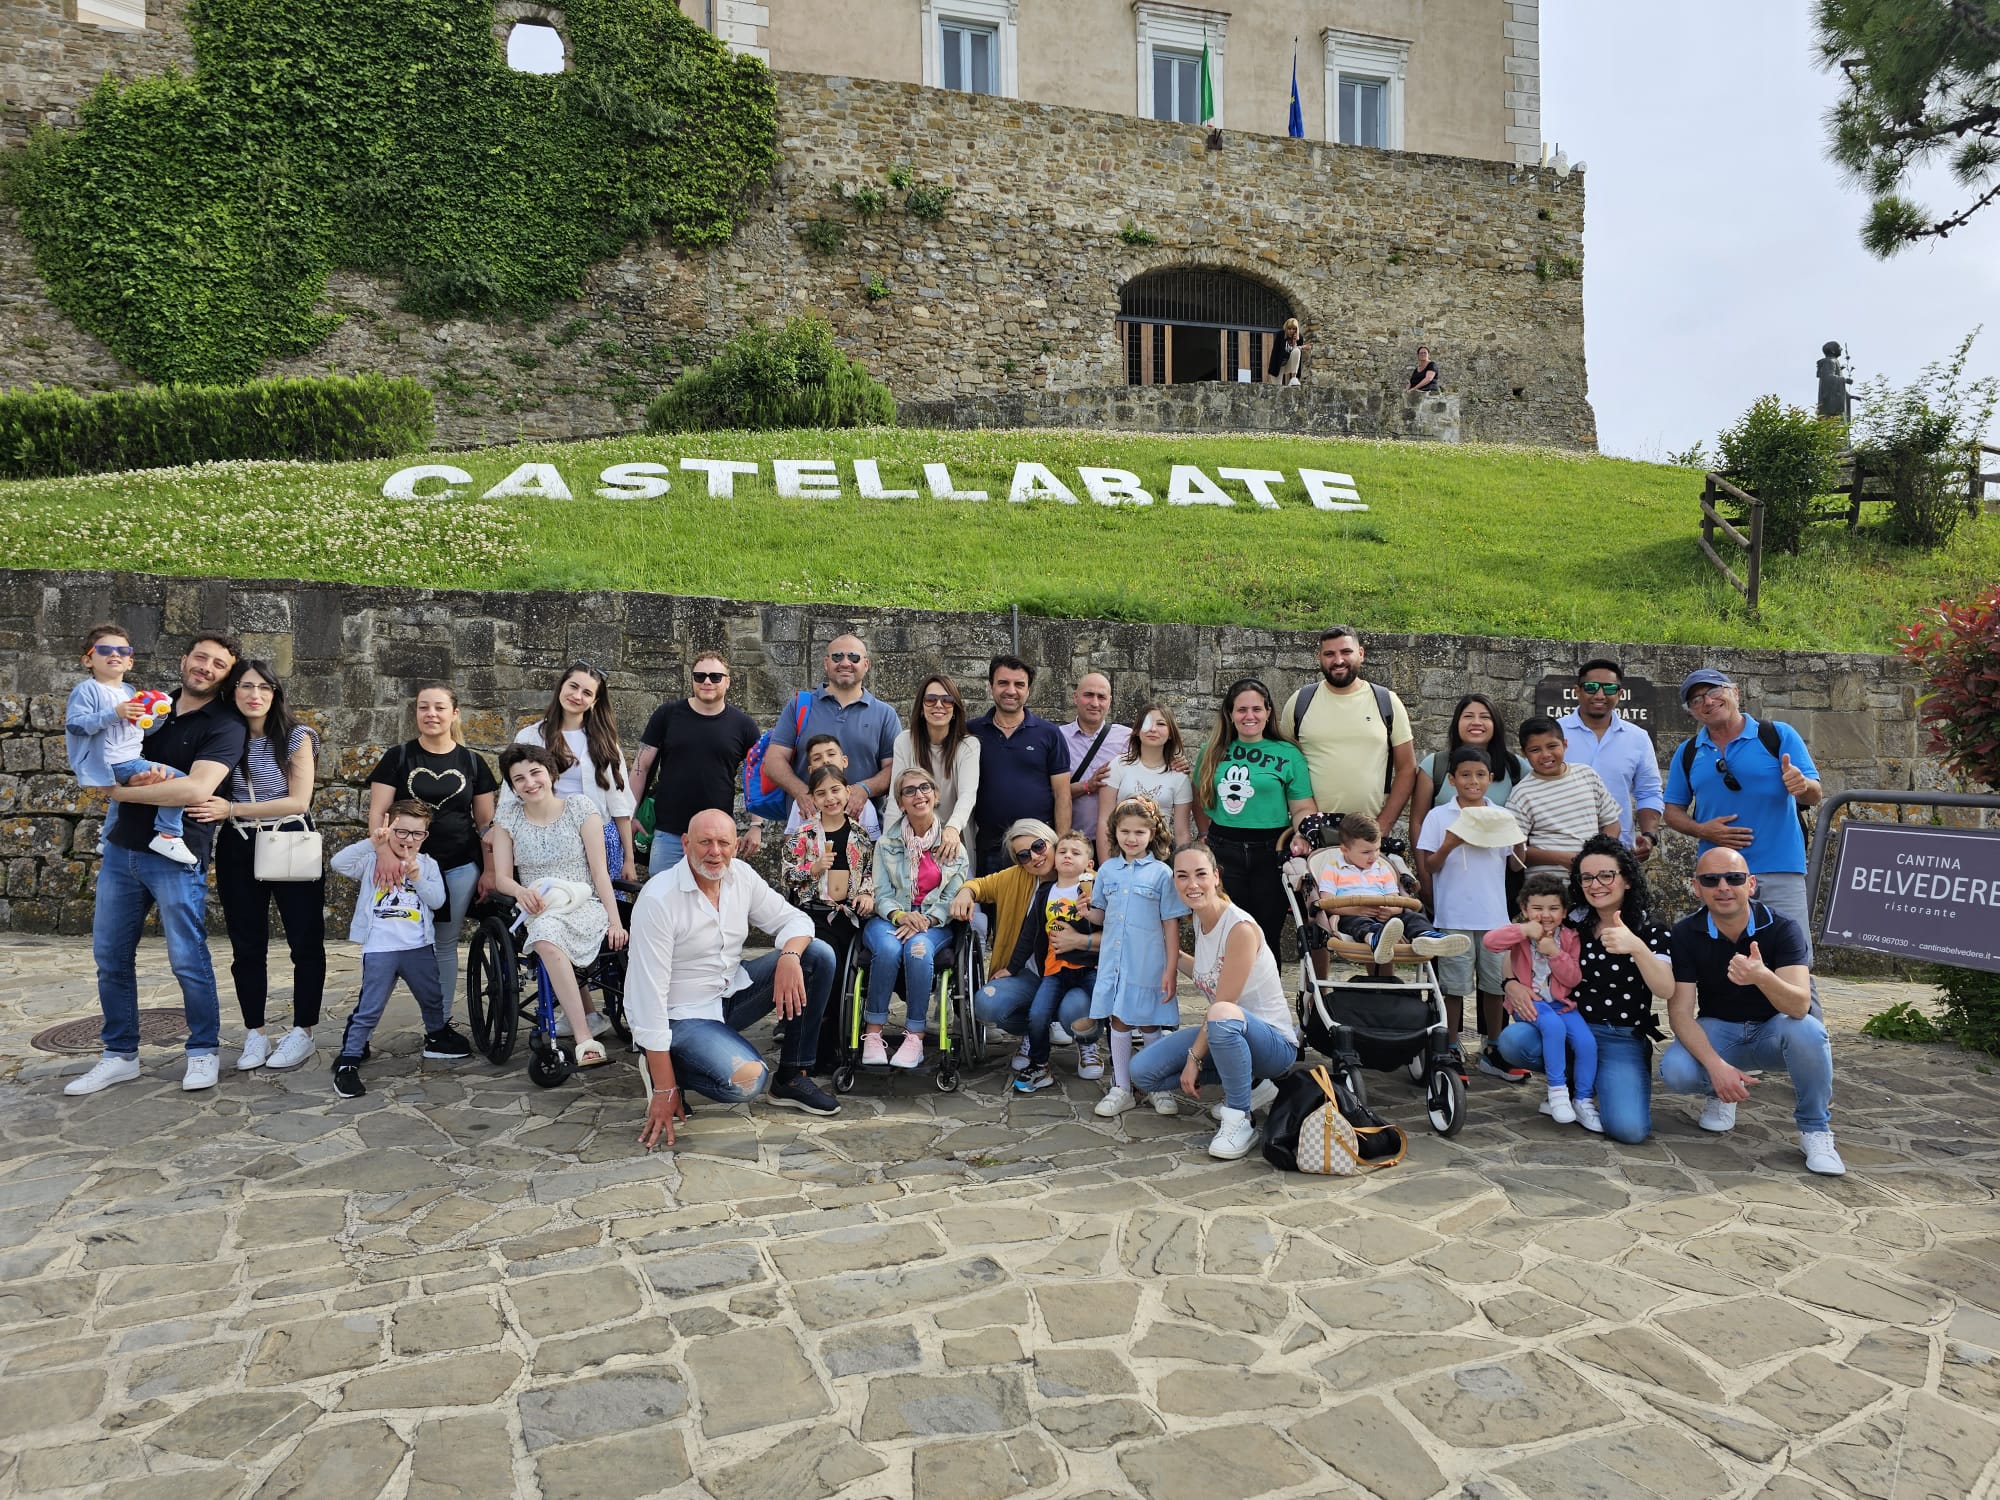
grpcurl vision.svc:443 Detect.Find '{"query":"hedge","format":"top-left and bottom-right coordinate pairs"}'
top-left (646, 314), bottom-right (895, 433)
top-left (0, 374), bottom-right (435, 479)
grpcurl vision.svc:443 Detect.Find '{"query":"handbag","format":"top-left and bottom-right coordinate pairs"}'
top-left (1264, 1065), bottom-right (1408, 1175)
top-left (238, 758), bottom-right (323, 882)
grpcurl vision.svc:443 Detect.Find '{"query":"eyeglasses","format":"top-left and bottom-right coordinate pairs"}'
top-left (1695, 871), bottom-right (1750, 888)
top-left (1577, 870), bottom-right (1621, 886)
top-left (1687, 686), bottom-right (1733, 707)
top-left (1578, 682), bottom-right (1622, 695)
top-left (91, 644), bottom-right (134, 657)
top-left (923, 693), bottom-right (955, 707)
top-left (1013, 838), bottom-right (1050, 862)
top-left (566, 660), bottom-right (601, 676)
top-left (1712, 756), bottom-right (1744, 793)
top-left (828, 651), bottom-right (864, 664)
top-left (388, 827), bottom-right (429, 843)
top-left (690, 671), bottom-right (727, 684)
top-left (901, 783), bottom-right (936, 798)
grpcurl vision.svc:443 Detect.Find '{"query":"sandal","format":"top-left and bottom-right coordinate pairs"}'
top-left (574, 1039), bottom-right (609, 1067)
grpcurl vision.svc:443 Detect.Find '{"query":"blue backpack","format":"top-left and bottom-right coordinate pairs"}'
top-left (743, 691), bottom-right (813, 822)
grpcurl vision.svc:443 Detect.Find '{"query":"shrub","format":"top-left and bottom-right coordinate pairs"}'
top-left (1933, 965), bottom-right (2000, 1059)
top-left (644, 314), bottom-right (894, 432)
top-left (1715, 394), bottom-right (1845, 554)
top-left (1119, 221), bottom-right (1160, 246)
top-left (799, 218), bottom-right (846, 255)
top-left (1862, 1000), bottom-right (1946, 1043)
top-left (1853, 329), bottom-right (1999, 549)
top-left (1899, 583), bottom-right (2000, 790)
top-left (0, 373), bottom-right (434, 479)
top-left (905, 183), bottom-right (954, 222)
top-left (863, 274), bottom-right (892, 304)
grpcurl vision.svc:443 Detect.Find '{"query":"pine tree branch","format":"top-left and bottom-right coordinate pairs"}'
top-left (1907, 171), bottom-right (2000, 241)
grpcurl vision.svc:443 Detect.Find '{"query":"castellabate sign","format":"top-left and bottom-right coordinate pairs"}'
top-left (1820, 822), bottom-right (2000, 973)
top-left (380, 459), bottom-right (1366, 510)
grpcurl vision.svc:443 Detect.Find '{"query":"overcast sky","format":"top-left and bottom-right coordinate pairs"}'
top-left (1541, 1), bottom-right (2000, 461)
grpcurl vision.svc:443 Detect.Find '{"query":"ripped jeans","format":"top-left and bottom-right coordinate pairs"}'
top-left (862, 916), bottom-right (948, 1033)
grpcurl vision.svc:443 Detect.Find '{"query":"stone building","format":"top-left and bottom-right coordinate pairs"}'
top-left (2, 0), bottom-right (1591, 447)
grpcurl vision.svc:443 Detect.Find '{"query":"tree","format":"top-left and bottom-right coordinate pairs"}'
top-left (1817, 0), bottom-right (2000, 255)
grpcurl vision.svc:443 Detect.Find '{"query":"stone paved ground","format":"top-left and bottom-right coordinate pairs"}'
top-left (2, 934), bottom-right (1999, 1500)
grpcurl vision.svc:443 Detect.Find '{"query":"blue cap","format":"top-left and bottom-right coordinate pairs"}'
top-left (1679, 668), bottom-right (1733, 703)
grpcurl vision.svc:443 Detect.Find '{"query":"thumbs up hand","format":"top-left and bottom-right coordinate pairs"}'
top-left (1780, 752), bottom-right (1810, 797)
top-left (1727, 941), bottom-right (1770, 987)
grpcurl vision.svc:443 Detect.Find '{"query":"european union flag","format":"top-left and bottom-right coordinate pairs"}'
top-left (1288, 51), bottom-right (1304, 138)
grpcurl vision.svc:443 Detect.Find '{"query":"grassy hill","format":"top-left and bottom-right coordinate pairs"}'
top-left (3, 426), bottom-right (1992, 652)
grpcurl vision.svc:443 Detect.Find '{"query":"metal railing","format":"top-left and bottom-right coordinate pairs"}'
top-left (1698, 472), bottom-right (1763, 614)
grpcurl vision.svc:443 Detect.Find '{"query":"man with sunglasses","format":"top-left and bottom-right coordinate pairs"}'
top-left (633, 651), bottom-right (763, 877)
top-left (1663, 669), bottom-right (1823, 962)
top-left (1558, 658), bottom-right (1663, 860)
top-left (1660, 848), bottom-right (1842, 1175)
top-left (765, 634), bottom-right (899, 822)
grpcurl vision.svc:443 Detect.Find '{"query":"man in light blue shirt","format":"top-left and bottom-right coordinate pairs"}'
top-left (1558, 658), bottom-right (1664, 860)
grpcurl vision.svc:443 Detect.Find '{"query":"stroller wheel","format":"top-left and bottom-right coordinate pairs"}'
top-left (1338, 1064), bottom-right (1368, 1110)
top-left (528, 1050), bottom-right (573, 1089)
top-left (832, 1065), bottom-right (857, 1095)
top-left (1428, 1066), bottom-right (1467, 1137)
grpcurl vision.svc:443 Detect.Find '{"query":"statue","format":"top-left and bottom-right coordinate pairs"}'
top-left (1816, 340), bottom-right (1851, 420)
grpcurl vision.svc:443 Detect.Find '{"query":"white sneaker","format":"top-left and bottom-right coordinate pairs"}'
top-left (1800, 1130), bottom-right (1847, 1176)
top-left (1546, 1085), bottom-right (1577, 1125)
top-left (1412, 932), bottom-right (1472, 959)
top-left (265, 1028), bottom-right (316, 1070)
top-left (1208, 1106), bottom-right (1258, 1160)
top-left (149, 833), bottom-right (199, 866)
top-left (181, 1055), bottom-right (220, 1092)
top-left (861, 1033), bottom-right (889, 1067)
top-left (1699, 1098), bottom-right (1737, 1133)
top-left (63, 1055), bottom-right (141, 1096)
top-left (1094, 1085), bottom-right (1136, 1117)
top-left (890, 1033), bottom-right (925, 1069)
top-left (1050, 1022), bottom-right (1074, 1047)
top-left (1010, 1036), bottom-right (1031, 1073)
top-left (1373, 918), bottom-right (1405, 965)
top-left (1211, 1078), bottom-right (1282, 1122)
top-left (1151, 1091), bottom-right (1181, 1116)
top-left (1076, 1043), bottom-right (1104, 1081)
top-left (235, 1030), bottom-right (271, 1071)
top-left (1574, 1096), bottom-right (1604, 1133)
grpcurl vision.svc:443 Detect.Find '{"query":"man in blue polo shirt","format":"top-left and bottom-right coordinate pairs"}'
top-left (1662, 667), bottom-right (1823, 959)
top-left (765, 632), bottom-right (900, 818)
top-left (968, 655), bottom-right (1071, 876)
top-left (1559, 658), bottom-right (1663, 860)
top-left (1660, 847), bottom-right (1842, 1175)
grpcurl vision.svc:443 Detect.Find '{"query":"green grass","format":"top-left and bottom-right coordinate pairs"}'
top-left (3, 426), bottom-right (1994, 652)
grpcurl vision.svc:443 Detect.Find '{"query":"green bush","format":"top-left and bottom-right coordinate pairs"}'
top-left (1853, 330), bottom-right (1999, 549)
top-left (1716, 394), bottom-right (1845, 554)
top-left (1932, 965), bottom-right (2000, 1058)
top-left (0, 374), bottom-right (434, 479)
top-left (1861, 999), bottom-right (1946, 1043)
top-left (644, 315), bottom-right (895, 433)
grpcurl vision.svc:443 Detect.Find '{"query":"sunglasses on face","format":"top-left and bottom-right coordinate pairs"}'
top-left (690, 671), bottom-right (727, 684)
top-left (1579, 682), bottom-right (1622, 695)
top-left (92, 644), bottom-right (134, 657)
top-left (1712, 756), bottom-right (1744, 793)
top-left (923, 693), bottom-right (954, 707)
top-left (828, 651), bottom-right (864, 664)
top-left (1695, 871), bottom-right (1750, 888)
top-left (1013, 838), bottom-right (1050, 863)
top-left (1578, 870), bottom-right (1621, 886)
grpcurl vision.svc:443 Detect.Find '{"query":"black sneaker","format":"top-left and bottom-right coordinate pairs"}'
top-left (422, 1026), bottom-right (473, 1061)
top-left (1478, 1045), bottom-right (1531, 1083)
top-left (766, 1068), bottom-right (840, 1116)
top-left (333, 1060), bottom-right (365, 1099)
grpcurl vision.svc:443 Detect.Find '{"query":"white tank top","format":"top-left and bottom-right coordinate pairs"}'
top-left (1193, 903), bottom-right (1297, 1044)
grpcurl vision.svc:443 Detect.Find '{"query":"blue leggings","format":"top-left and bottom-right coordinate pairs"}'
top-left (1496, 1019), bottom-right (1652, 1143)
top-left (1531, 1002), bottom-right (1597, 1093)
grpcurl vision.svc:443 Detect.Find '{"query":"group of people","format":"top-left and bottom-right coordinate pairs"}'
top-left (57, 621), bottom-right (1846, 1174)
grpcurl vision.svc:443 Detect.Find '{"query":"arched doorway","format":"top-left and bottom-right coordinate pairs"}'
top-left (1118, 268), bottom-right (1293, 385)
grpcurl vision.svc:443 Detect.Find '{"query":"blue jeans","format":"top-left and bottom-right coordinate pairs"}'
top-left (862, 917), bottom-right (951, 1032)
top-left (338, 948), bottom-right (447, 1061)
top-left (1532, 1003), bottom-right (1597, 1093)
top-left (1659, 1012), bottom-right (1834, 1134)
top-left (648, 831), bottom-right (684, 879)
top-left (1336, 912), bottom-right (1440, 945)
top-left (108, 759), bottom-right (185, 840)
top-left (93, 845), bottom-right (221, 1058)
top-left (1132, 1013), bottom-right (1297, 1112)
top-left (976, 969), bottom-right (1092, 1041)
top-left (1497, 1018), bottom-right (1653, 1143)
top-left (431, 862), bottom-right (479, 1016)
top-left (1027, 966), bottom-right (1096, 1066)
top-left (656, 940), bottom-right (838, 1102)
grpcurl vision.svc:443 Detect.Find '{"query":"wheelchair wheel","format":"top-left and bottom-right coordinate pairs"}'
top-left (465, 912), bottom-right (520, 1064)
top-left (949, 926), bottom-right (990, 1067)
top-left (1427, 1065), bottom-right (1467, 1137)
top-left (528, 1048), bottom-right (572, 1089)
top-left (832, 1065), bottom-right (857, 1095)
top-left (594, 951), bottom-right (633, 1048)
top-left (936, 1058), bottom-right (961, 1093)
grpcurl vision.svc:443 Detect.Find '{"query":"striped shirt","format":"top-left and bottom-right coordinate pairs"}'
top-left (1315, 853), bottom-right (1403, 901)
top-left (229, 725), bottom-right (319, 807)
top-left (1506, 764), bottom-right (1620, 853)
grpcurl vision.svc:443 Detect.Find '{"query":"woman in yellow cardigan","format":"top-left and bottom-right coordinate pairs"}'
top-left (950, 817), bottom-right (1096, 1064)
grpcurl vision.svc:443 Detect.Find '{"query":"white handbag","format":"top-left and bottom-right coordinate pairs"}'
top-left (239, 766), bottom-right (323, 882)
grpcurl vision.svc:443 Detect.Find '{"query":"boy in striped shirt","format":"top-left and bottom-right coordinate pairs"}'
top-left (1318, 813), bottom-right (1468, 964)
top-left (1509, 720), bottom-right (1622, 867)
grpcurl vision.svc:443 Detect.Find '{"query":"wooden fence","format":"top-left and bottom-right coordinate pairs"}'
top-left (1699, 472), bottom-right (1762, 614)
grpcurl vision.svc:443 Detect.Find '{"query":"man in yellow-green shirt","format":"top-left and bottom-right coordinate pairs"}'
top-left (1277, 626), bottom-right (1418, 835)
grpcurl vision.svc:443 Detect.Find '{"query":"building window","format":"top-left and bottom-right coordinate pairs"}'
top-left (1118, 267), bottom-right (1291, 387)
top-left (76, 0), bottom-right (146, 28)
top-left (1135, 3), bottom-right (1225, 128)
top-left (506, 22), bottom-right (567, 74)
top-left (1324, 29), bottom-right (1408, 150)
top-left (921, 0), bottom-right (1019, 99)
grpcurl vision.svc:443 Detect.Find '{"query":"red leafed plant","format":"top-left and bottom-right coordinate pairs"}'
top-left (1899, 585), bottom-right (2000, 791)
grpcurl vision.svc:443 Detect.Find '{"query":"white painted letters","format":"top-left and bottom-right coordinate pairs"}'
top-left (772, 460), bottom-right (841, 499)
top-left (854, 460), bottom-right (920, 499)
top-left (482, 464), bottom-right (573, 501)
top-left (1008, 462), bottom-right (1079, 505)
top-left (1166, 465), bottom-right (1233, 507)
top-left (595, 462), bottom-right (672, 500)
top-left (382, 465), bottom-right (473, 500)
top-left (1216, 467), bottom-right (1287, 509)
top-left (680, 458), bottom-right (761, 498)
top-left (1076, 468), bottom-right (1155, 506)
top-left (924, 464), bottom-right (988, 501)
top-left (1297, 468), bottom-right (1367, 511)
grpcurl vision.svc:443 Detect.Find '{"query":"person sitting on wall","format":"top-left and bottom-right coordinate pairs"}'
top-left (1408, 345), bottom-right (1440, 392)
top-left (1268, 318), bottom-right (1312, 386)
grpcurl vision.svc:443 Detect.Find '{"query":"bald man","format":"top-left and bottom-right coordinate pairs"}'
top-left (764, 633), bottom-right (899, 820)
top-left (626, 810), bottom-right (839, 1149)
top-left (1660, 848), bottom-right (1843, 1175)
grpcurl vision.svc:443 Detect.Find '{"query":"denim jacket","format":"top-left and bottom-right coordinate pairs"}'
top-left (873, 825), bottom-right (968, 924)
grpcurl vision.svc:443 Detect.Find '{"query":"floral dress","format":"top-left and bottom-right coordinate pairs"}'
top-left (497, 795), bottom-right (607, 967)
top-left (783, 816), bottom-right (875, 914)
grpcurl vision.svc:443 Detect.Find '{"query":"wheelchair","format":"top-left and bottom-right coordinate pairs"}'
top-left (823, 914), bottom-right (989, 1095)
top-left (463, 879), bottom-right (644, 1089)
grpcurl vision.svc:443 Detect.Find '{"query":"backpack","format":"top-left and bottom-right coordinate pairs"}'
top-left (1263, 1065), bottom-right (1407, 1174)
top-left (1291, 680), bottom-right (1399, 797)
top-left (1677, 719), bottom-right (1812, 846)
top-left (743, 691), bottom-right (814, 822)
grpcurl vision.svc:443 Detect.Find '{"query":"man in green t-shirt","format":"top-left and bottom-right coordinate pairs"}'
top-left (1277, 626), bottom-right (1417, 835)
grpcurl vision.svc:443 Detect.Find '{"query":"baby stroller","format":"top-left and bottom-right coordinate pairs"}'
top-left (1282, 817), bottom-right (1466, 1137)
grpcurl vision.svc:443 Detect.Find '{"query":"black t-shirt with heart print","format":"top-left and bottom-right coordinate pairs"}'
top-left (369, 741), bottom-right (500, 873)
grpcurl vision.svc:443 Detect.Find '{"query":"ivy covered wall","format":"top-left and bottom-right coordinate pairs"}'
top-left (1, 0), bottom-right (776, 384)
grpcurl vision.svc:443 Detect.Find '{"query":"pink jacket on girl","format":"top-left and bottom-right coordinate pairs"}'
top-left (1483, 923), bottom-right (1583, 1005)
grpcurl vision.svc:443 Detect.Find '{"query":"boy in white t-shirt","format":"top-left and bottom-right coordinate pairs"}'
top-left (1418, 746), bottom-right (1525, 1079)
top-left (783, 734), bottom-right (881, 838)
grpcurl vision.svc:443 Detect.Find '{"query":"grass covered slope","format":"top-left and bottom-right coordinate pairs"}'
top-left (3, 427), bottom-right (1993, 652)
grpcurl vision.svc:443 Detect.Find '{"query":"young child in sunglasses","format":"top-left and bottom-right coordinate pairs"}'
top-left (62, 624), bottom-right (196, 866)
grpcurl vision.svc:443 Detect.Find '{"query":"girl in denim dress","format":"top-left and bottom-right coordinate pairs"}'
top-left (1084, 798), bottom-right (1190, 1117)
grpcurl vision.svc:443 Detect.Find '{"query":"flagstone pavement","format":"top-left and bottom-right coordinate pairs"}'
top-left (2, 933), bottom-right (1998, 1500)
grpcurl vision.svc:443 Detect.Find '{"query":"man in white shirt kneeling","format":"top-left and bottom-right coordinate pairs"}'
top-left (627, 810), bottom-right (841, 1148)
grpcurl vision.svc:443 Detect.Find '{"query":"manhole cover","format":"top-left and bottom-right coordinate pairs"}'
top-left (32, 1009), bottom-right (186, 1054)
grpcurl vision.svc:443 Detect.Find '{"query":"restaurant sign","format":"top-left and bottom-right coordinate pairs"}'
top-left (1819, 822), bottom-right (2000, 973)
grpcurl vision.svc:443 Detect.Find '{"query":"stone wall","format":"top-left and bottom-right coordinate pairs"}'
top-left (0, 569), bottom-right (1939, 947)
top-left (0, 0), bottom-right (1595, 450)
top-left (898, 387), bottom-right (1462, 443)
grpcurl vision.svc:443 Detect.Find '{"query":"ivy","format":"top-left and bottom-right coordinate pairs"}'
top-left (0, 0), bottom-right (776, 385)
